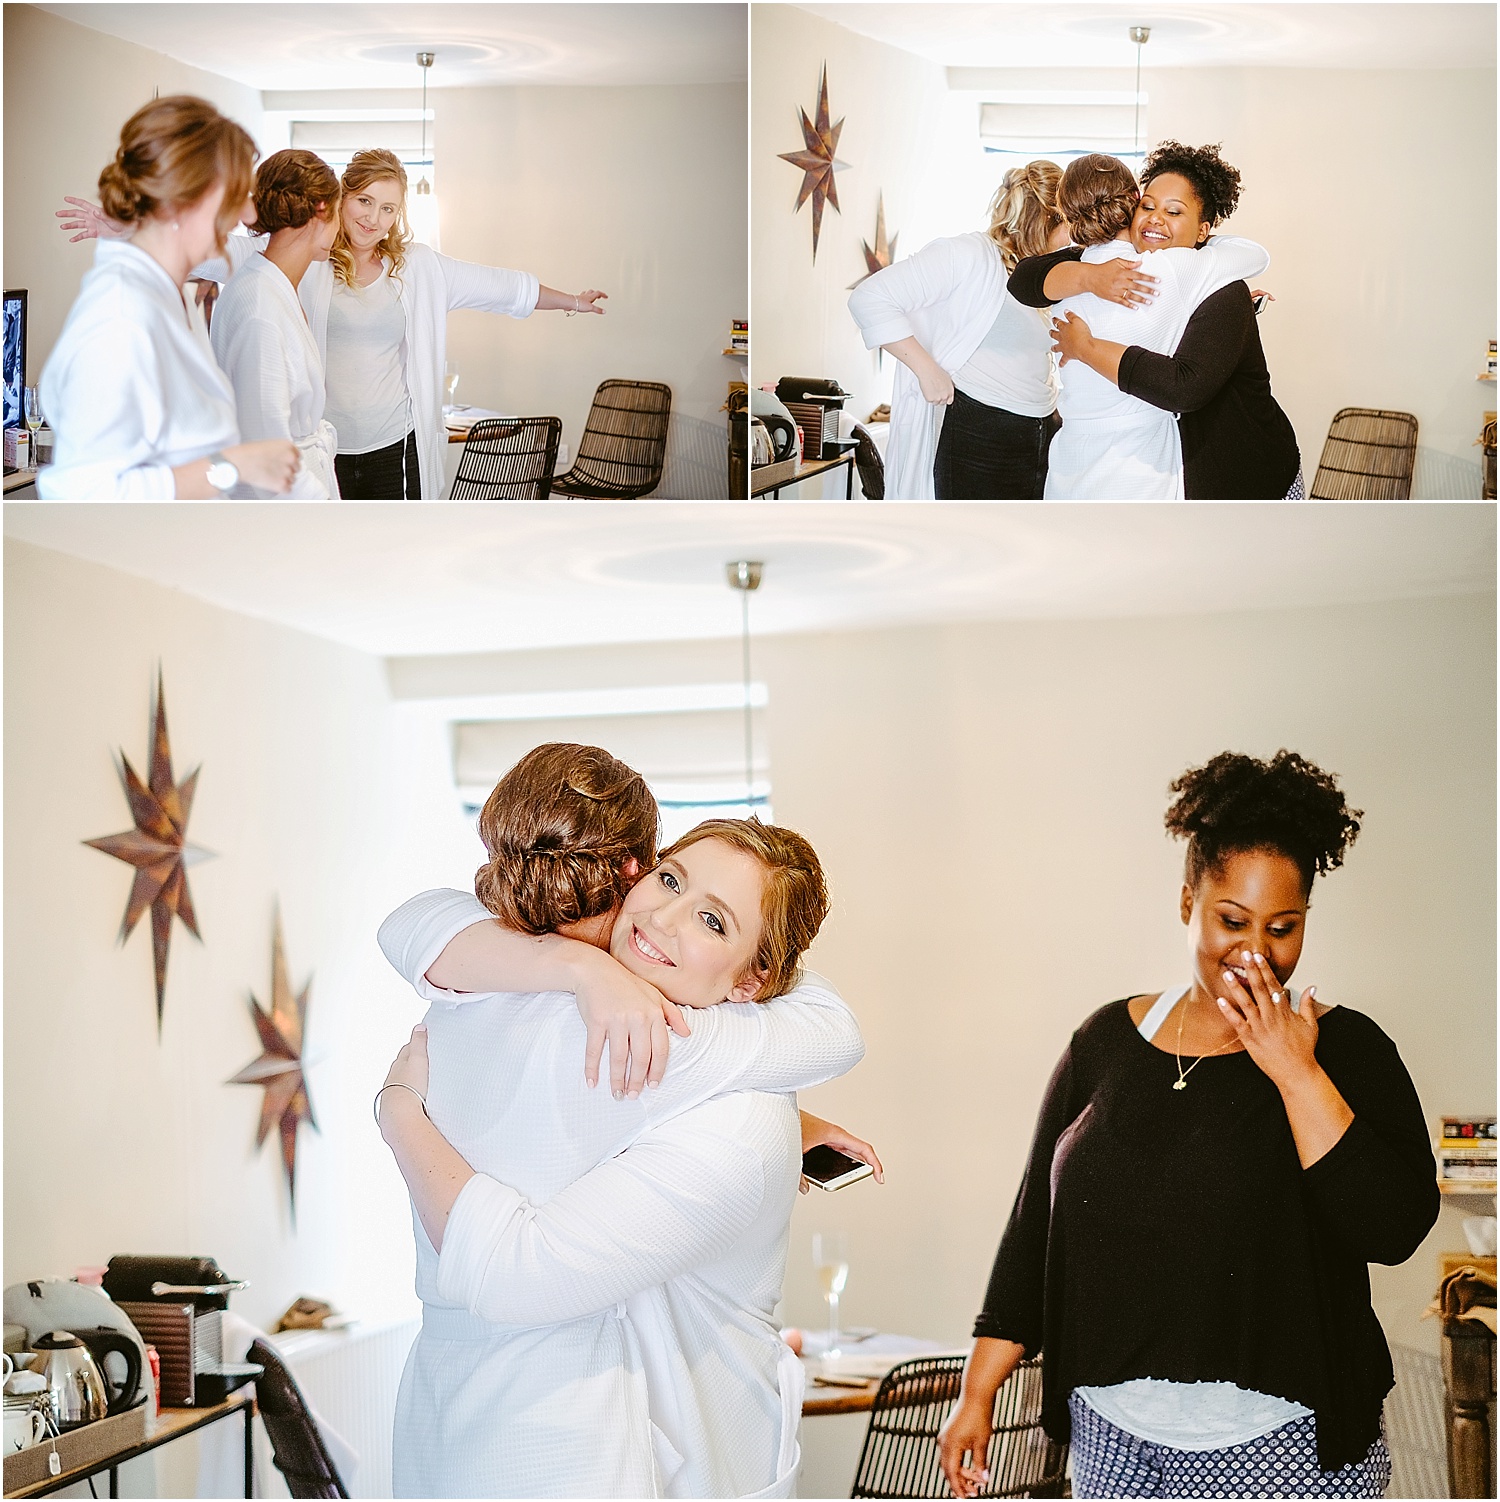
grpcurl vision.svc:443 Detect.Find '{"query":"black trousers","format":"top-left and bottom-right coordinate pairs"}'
top-left (335, 429), bottom-right (421, 499)
top-left (933, 389), bottom-right (1061, 499)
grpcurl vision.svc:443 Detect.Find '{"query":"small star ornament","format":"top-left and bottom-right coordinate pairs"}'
top-left (230, 910), bottom-right (317, 1215)
top-left (848, 193), bottom-right (898, 289)
top-left (779, 63), bottom-right (850, 263)
top-left (84, 668), bottom-right (212, 1029)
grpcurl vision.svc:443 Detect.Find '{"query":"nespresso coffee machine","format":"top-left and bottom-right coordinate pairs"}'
top-left (774, 377), bottom-right (853, 462)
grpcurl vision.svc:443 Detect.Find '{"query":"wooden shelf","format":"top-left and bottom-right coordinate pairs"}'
top-left (722, 348), bottom-right (748, 358)
top-left (1439, 1179), bottom-right (1496, 1195)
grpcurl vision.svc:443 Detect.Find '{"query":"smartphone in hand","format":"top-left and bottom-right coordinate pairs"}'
top-left (802, 1144), bottom-right (875, 1191)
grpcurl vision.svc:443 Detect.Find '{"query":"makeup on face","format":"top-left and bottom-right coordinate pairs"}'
top-left (1132, 172), bottom-right (1209, 252)
top-left (1184, 848), bottom-right (1308, 998)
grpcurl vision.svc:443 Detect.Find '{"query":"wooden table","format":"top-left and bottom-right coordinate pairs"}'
top-left (4, 1390), bottom-right (255, 1499)
top-left (803, 1375), bottom-right (880, 1416)
top-left (751, 449), bottom-right (855, 499)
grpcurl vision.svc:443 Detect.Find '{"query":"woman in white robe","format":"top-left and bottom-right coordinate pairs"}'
top-left (209, 150), bottom-right (341, 497)
top-left (61, 146), bottom-right (608, 498)
top-left (40, 96), bottom-right (298, 499)
top-left (1026, 154), bottom-right (1269, 500)
top-left (375, 811), bottom-right (870, 1502)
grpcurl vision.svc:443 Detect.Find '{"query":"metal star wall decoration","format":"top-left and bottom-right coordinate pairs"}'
top-left (229, 910), bottom-right (317, 1215)
top-left (848, 192), bottom-right (898, 289)
top-left (778, 63), bottom-right (850, 263)
top-left (84, 668), bottom-right (212, 1029)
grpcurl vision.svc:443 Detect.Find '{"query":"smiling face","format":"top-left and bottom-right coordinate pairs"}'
top-left (1132, 171), bottom-right (1210, 252)
top-left (608, 838), bottom-right (767, 1008)
top-left (341, 178), bottom-right (404, 254)
top-left (1181, 846), bottom-right (1308, 1001)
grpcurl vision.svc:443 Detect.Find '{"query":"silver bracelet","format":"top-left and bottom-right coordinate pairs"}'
top-left (566, 294), bottom-right (579, 319)
top-left (374, 1081), bottom-right (428, 1127)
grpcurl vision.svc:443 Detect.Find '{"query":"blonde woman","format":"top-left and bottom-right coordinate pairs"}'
top-left (847, 162), bottom-right (1152, 499)
top-left (60, 147), bottom-right (607, 499)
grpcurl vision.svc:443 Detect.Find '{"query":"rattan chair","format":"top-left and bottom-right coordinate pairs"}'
top-left (551, 380), bottom-right (672, 498)
top-left (449, 416), bottom-right (561, 498)
top-left (249, 1337), bottom-right (350, 1499)
top-left (1308, 407), bottom-right (1418, 499)
top-left (850, 1354), bottom-right (1066, 1499)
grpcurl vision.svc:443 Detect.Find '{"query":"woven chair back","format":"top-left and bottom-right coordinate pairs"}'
top-left (553, 380), bottom-right (672, 498)
top-left (1309, 407), bottom-right (1418, 499)
top-left (850, 1354), bottom-right (1066, 1499)
top-left (450, 416), bottom-right (562, 498)
top-left (248, 1338), bottom-right (349, 1499)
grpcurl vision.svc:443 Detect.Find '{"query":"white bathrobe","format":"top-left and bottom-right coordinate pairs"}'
top-left (39, 240), bottom-right (239, 498)
top-left (377, 889), bottom-right (865, 1498)
top-left (1043, 235), bottom-right (1270, 500)
top-left (203, 236), bottom-right (539, 498)
top-left (209, 250), bottom-right (338, 498)
top-left (849, 231), bottom-right (1050, 500)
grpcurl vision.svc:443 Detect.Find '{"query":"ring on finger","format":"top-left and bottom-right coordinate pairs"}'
top-left (1270, 990), bottom-right (1283, 1004)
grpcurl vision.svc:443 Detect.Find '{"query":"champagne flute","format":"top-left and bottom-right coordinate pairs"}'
top-left (812, 1232), bottom-right (849, 1362)
top-left (443, 361), bottom-right (460, 410)
top-left (23, 386), bottom-right (43, 466)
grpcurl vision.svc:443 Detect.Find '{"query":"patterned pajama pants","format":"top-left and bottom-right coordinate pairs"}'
top-left (1068, 1392), bottom-right (1391, 1499)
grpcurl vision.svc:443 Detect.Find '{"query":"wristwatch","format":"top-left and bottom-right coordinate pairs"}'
top-left (205, 451), bottom-right (239, 494)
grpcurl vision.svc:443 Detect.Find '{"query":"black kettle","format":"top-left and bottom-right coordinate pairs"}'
top-left (67, 1326), bottom-right (145, 1415)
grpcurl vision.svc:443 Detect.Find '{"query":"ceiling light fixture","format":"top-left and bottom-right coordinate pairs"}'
top-left (1130, 26), bottom-right (1150, 159)
top-left (725, 561), bottom-right (764, 808)
top-left (415, 51), bottom-right (434, 197)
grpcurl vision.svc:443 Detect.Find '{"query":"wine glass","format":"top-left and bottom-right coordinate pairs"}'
top-left (443, 361), bottom-right (460, 411)
top-left (812, 1232), bottom-right (849, 1362)
top-left (23, 386), bottom-right (43, 464)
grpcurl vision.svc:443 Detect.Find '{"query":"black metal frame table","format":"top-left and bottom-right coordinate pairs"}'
top-left (751, 449), bottom-right (855, 499)
top-left (4, 1390), bottom-right (255, 1500)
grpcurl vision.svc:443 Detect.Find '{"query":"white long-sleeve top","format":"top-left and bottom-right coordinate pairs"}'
top-left (376, 889), bottom-right (865, 1499)
top-left (208, 251), bottom-right (337, 498)
top-left (1044, 235), bottom-right (1270, 500)
top-left (39, 240), bottom-right (239, 498)
top-left (848, 231), bottom-right (1051, 499)
top-left (202, 236), bottom-right (539, 497)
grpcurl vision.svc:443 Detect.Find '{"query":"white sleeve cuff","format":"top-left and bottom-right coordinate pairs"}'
top-left (435, 1174), bottom-right (525, 1310)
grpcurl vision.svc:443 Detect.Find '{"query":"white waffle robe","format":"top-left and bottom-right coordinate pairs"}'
top-left (209, 250), bottom-right (338, 498)
top-left (377, 890), bottom-right (866, 1498)
top-left (1043, 235), bottom-right (1270, 499)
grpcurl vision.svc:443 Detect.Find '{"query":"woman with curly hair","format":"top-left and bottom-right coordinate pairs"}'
top-left (58, 147), bottom-right (607, 498)
top-left (1010, 142), bottom-right (1302, 500)
top-left (1007, 151), bottom-right (1271, 498)
top-left (938, 750), bottom-right (1438, 1499)
top-left (847, 162), bottom-right (1156, 498)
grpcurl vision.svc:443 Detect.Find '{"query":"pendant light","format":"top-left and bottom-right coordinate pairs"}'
top-left (415, 51), bottom-right (434, 198)
top-left (408, 51), bottom-right (440, 247)
top-left (725, 561), bottom-right (765, 809)
top-left (1129, 27), bottom-right (1150, 160)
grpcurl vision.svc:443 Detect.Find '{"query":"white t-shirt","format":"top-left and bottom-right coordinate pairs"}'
top-left (951, 291), bottom-right (1058, 418)
top-left (323, 267), bottom-right (409, 454)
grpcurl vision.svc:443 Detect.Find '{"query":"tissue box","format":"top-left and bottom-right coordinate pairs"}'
top-left (1, 1401), bottom-right (149, 1494)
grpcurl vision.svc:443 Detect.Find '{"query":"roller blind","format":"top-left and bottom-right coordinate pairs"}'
top-left (979, 98), bottom-right (1146, 156)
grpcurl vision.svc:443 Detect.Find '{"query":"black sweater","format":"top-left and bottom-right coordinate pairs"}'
top-left (1009, 246), bottom-right (1301, 500)
top-left (973, 1000), bottom-right (1439, 1471)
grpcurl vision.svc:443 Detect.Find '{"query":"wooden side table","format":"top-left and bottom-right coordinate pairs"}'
top-left (1440, 1252), bottom-right (1497, 1499)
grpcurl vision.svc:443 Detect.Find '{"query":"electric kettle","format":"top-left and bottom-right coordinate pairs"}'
top-left (26, 1330), bottom-right (108, 1429)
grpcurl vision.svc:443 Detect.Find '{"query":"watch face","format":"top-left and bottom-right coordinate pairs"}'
top-left (207, 460), bottom-right (236, 490)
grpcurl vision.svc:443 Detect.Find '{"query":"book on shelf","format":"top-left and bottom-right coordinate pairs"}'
top-left (1441, 1116), bottom-right (1497, 1143)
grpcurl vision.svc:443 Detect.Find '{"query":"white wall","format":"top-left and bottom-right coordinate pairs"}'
top-left (2, 4), bottom-right (268, 389)
top-left (3, 540), bottom-right (482, 1335)
top-left (752, 4), bottom-right (1497, 498)
top-left (396, 590), bottom-right (1496, 1361)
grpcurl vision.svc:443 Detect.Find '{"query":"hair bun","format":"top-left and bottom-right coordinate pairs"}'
top-left (98, 158), bottom-right (147, 223)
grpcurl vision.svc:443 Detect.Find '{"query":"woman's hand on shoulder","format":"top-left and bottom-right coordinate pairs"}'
top-left (1084, 256), bottom-right (1158, 309)
top-left (798, 1111), bottom-right (884, 1193)
top-left (1216, 950), bottom-right (1323, 1090)
top-left (56, 197), bottom-right (128, 243)
top-left (571, 946), bottom-right (690, 1098)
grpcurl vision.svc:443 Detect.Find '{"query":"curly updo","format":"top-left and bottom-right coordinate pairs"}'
top-left (987, 159), bottom-right (1063, 273)
top-left (1140, 140), bottom-right (1242, 228)
top-left (1057, 153), bottom-right (1140, 248)
top-left (474, 743), bottom-right (659, 935)
top-left (1165, 750), bottom-right (1363, 894)
top-left (98, 95), bottom-right (256, 253)
top-left (250, 149), bottom-right (340, 235)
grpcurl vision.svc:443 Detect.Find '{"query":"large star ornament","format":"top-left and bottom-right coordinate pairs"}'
top-left (84, 668), bottom-right (212, 1029)
top-left (779, 64), bottom-right (850, 263)
top-left (848, 192), bottom-right (898, 289)
top-left (229, 911), bottom-right (317, 1214)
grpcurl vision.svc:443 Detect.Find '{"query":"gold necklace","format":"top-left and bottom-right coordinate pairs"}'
top-left (1172, 996), bottom-right (1239, 1090)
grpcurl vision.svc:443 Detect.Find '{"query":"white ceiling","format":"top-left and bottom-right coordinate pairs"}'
top-left (4, 503), bottom-right (1491, 661)
top-left (30, 4), bottom-right (746, 90)
top-left (794, 3), bottom-right (1496, 71)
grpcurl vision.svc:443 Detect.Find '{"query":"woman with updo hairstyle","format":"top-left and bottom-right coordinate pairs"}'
top-left (1011, 141), bottom-right (1302, 499)
top-left (940, 750), bottom-right (1437, 1500)
top-left (848, 160), bottom-right (1085, 498)
top-left (39, 96), bottom-right (298, 497)
top-left (375, 745), bottom-right (877, 1496)
top-left (209, 149), bottom-right (343, 496)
